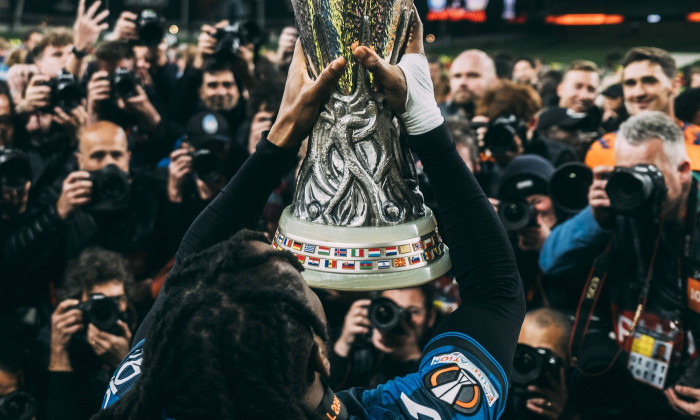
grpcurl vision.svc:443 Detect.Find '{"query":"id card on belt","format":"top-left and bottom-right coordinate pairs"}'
top-left (628, 327), bottom-right (674, 389)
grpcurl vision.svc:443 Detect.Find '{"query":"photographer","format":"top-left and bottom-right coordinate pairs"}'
top-left (99, 12), bottom-right (524, 419)
top-left (171, 20), bottom-right (256, 124)
top-left (0, 82), bottom-right (16, 147)
top-left (328, 286), bottom-right (437, 389)
top-left (504, 308), bottom-right (572, 420)
top-left (540, 111), bottom-right (700, 418)
top-left (0, 339), bottom-right (37, 420)
top-left (45, 247), bottom-right (133, 420)
top-left (86, 41), bottom-right (166, 169)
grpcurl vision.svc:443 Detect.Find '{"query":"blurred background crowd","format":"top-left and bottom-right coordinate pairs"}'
top-left (1, 0), bottom-right (700, 419)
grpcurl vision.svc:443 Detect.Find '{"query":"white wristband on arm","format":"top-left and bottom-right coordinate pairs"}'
top-left (397, 54), bottom-right (444, 136)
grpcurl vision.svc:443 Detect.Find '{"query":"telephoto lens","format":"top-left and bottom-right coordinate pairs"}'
top-left (549, 162), bottom-right (593, 214)
top-left (0, 391), bottom-right (37, 420)
top-left (88, 164), bottom-right (130, 212)
top-left (605, 164), bottom-right (667, 217)
top-left (0, 148), bottom-right (32, 190)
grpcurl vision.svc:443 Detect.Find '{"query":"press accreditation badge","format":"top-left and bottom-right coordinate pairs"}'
top-left (628, 327), bottom-right (674, 390)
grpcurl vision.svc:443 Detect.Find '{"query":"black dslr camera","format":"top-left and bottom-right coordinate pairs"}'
top-left (189, 149), bottom-right (223, 186)
top-left (38, 69), bottom-right (83, 112)
top-left (483, 114), bottom-right (528, 155)
top-left (136, 9), bottom-right (165, 47)
top-left (498, 199), bottom-right (537, 231)
top-left (605, 164), bottom-right (667, 219)
top-left (87, 164), bottom-right (130, 213)
top-left (0, 148), bottom-right (32, 190)
top-left (0, 391), bottom-right (37, 420)
top-left (71, 293), bottom-right (124, 334)
top-left (368, 297), bottom-right (410, 334)
top-left (213, 21), bottom-right (264, 62)
top-left (109, 68), bottom-right (139, 101)
top-left (510, 344), bottom-right (563, 418)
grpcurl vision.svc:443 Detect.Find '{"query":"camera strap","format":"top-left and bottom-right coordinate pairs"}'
top-left (569, 213), bottom-right (666, 376)
top-left (314, 386), bottom-right (348, 420)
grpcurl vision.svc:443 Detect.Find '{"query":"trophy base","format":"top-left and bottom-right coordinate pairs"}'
top-left (274, 206), bottom-right (452, 291)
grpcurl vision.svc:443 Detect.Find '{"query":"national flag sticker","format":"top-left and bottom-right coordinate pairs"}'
top-left (342, 261), bottom-right (355, 270)
top-left (324, 259), bottom-right (337, 269)
top-left (297, 254), bottom-right (306, 264)
top-left (399, 244), bottom-right (412, 254)
top-left (303, 243), bottom-right (316, 254)
top-left (334, 248), bottom-right (347, 257)
top-left (360, 261), bottom-right (373, 270)
top-left (283, 237), bottom-right (292, 247)
top-left (378, 260), bottom-right (391, 269)
top-left (292, 242), bottom-right (302, 251)
top-left (410, 255), bottom-right (421, 265)
top-left (413, 241), bottom-right (424, 251)
top-left (307, 257), bottom-right (320, 267)
top-left (393, 258), bottom-right (407, 267)
top-left (424, 236), bottom-right (435, 248)
top-left (351, 249), bottom-right (365, 257)
top-left (368, 248), bottom-right (381, 257)
top-left (385, 247), bottom-right (398, 256)
top-left (318, 246), bottom-right (330, 256)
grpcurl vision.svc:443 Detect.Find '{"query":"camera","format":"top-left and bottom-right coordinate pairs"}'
top-left (0, 391), bottom-right (37, 420)
top-left (109, 68), bottom-right (139, 101)
top-left (190, 149), bottom-right (223, 185)
top-left (549, 162), bottom-right (593, 214)
top-left (87, 164), bottom-right (130, 213)
top-left (368, 297), bottom-right (410, 334)
top-left (605, 164), bottom-right (667, 218)
top-left (136, 9), bottom-right (165, 47)
top-left (71, 293), bottom-right (124, 334)
top-left (498, 199), bottom-right (537, 231)
top-left (38, 70), bottom-right (83, 112)
top-left (483, 114), bottom-right (527, 155)
top-left (510, 344), bottom-right (563, 417)
top-left (0, 148), bottom-right (31, 190)
top-left (213, 21), bottom-right (264, 62)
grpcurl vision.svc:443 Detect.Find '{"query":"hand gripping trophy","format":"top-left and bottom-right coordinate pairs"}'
top-left (273, 0), bottom-right (451, 290)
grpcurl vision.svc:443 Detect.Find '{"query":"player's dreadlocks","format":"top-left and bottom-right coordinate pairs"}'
top-left (93, 229), bottom-right (328, 420)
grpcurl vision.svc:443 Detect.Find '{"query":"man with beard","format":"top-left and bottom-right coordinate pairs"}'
top-left (440, 49), bottom-right (498, 120)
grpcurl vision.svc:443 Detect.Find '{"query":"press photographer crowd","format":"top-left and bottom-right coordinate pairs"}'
top-left (1, 1), bottom-right (700, 419)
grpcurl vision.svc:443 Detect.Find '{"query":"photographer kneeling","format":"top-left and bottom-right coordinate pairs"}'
top-left (46, 247), bottom-right (134, 420)
top-left (540, 111), bottom-right (700, 419)
top-left (329, 286), bottom-right (436, 389)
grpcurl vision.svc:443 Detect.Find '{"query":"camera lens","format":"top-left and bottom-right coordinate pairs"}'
top-left (368, 297), bottom-right (404, 333)
top-left (606, 170), bottom-right (653, 213)
top-left (0, 391), bottom-right (37, 420)
top-left (550, 162), bottom-right (593, 213)
top-left (87, 296), bottom-right (121, 332)
top-left (192, 150), bottom-right (222, 185)
top-left (101, 174), bottom-right (128, 199)
top-left (498, 199), bottom-right (535, 231)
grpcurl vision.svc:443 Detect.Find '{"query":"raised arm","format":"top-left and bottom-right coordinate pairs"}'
top-left (132, 43), bottom-right (346, 344)
top-left (353, 13), bottom-right (524, 375)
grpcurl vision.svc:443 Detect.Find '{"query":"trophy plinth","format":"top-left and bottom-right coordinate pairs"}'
top-left (276, 0), bottom-right (451, 290)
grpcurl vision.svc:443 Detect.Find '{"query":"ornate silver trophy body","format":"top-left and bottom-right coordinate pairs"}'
top-left (274, 0), bottom-right (451, 290)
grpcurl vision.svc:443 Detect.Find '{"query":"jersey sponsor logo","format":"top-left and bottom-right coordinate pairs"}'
top-left (423, 364), bottom-right (481, 415)
top-left (429, 352), bottom-right (499, 407)
top-left (103, 347), bottom-right (144, 408)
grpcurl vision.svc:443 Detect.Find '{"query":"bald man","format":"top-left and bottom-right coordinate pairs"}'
top-left (57, 121), bottom-right (130, 220)
top-left (440, 49), bottom-right (498, 120)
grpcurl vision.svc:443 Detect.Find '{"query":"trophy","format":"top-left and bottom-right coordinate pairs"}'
top-left (273, 0), bottom-right (451, 290)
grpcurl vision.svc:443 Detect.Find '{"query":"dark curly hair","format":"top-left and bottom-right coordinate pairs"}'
top-left (58, 247), bottom-right (135, 301)
top-left (92, 229), bottom-right (328, 420)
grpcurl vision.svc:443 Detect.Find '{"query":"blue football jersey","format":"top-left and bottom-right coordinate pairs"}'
top-left (103, 331), bottom-right (506, 420)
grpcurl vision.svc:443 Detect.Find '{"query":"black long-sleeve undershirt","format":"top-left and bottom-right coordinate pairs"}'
top-left (132, 135), bottom-right (298, 343)
top-left (410, 123), bottom-right (524, 376)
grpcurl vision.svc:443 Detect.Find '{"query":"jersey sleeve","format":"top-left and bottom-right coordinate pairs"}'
top-left (102, 339), bottom-right (146, 409)
top-left (347, 332), bottom-right (507, 420)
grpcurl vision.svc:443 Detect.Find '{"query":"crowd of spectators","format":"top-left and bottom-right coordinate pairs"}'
top-left (1, 2), bottom-right (700, 419)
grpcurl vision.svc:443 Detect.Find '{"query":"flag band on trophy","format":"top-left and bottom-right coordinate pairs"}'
top-left (273, 231), bottom-right (446, 273)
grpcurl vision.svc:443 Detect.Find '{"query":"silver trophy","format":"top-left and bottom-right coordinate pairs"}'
top-left (274, 0), bottom-right (451, 290)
